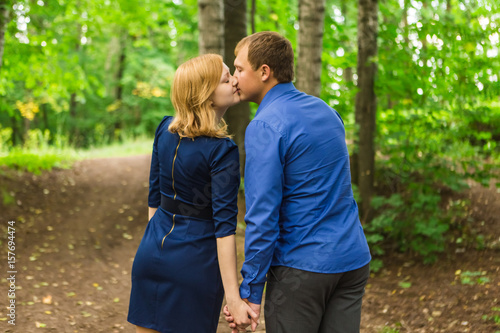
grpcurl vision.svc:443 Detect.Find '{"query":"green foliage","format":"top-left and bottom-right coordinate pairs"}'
top-left (1, 187), bottom-right (15, 206)
top-left (320, 0), bottom-right (499, 264)
top-left (398, 281), bottom-right (412, 289)
top-left (482, 307), bottom-right (500, 325)
top-left (369, 258), bottom-right (383, 273)
top-left (364, 104), bottom-right (498, 263)
top-left (0, 149), bottom-right (71, 175)
top-left (0, 0), bottom-right (195, 148)
top-left (378, 327), bottom-right (400, 333)
top-left (459, 271), bottom-right (490, 286)
top-left (0, 127), bottom-right (152, 174)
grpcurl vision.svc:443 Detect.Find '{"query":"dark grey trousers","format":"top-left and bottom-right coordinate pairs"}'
top-left (264, 263), bottom-right (370, 333)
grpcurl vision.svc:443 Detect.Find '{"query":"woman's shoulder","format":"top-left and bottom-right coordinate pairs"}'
top-left (159, 115), bottom-right (174, 128)
top-left (155, 116), bottom-right (174, 137)
top-left (208, 137), bottom-right (239, 164)
top-left (187, 136), bottom-right (238, 162)
top-left (201, 136), bottom-right (237, 151)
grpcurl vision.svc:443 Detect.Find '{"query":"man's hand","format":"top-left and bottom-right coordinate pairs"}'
top-left (224, 299), bottom-right (261, 332)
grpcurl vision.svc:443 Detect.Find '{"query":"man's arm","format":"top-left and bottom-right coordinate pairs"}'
top-left (240, 120), bottom-right (285, 304)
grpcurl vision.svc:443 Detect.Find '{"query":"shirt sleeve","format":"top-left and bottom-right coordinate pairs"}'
top-left (210, 140), bottom-right (240, 238)
top-left (239, 120), bottom-right (285, 304)
top-left (333, 108), bottom-right (344, 125)
top-left (148, 117), bottom-right (168, 208)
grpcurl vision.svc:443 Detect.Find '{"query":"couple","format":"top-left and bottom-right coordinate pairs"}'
top-left (127, 31), bottom-right (371, 333)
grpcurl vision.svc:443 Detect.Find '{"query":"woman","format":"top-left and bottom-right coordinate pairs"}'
top-left (127, 54), bottom-right (258, 333)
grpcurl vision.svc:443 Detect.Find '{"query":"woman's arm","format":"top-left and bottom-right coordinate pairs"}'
top-left (148, 207), bottom-right (158, 221)
top-left (216, 234), bottom-right (259, 331)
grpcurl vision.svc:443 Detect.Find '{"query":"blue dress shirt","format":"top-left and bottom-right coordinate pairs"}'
top-left (239, 83), bottom-right (371, 304)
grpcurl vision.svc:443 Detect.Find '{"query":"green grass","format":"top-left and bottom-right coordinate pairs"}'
top-left (0, 148), bottom-right (72, 175)
top-left (0, 137), bottom-right (153, 175)
top-left (378, 327), bottom-right (400, 333)
top-left (74, 137), bottom-right (152, 160)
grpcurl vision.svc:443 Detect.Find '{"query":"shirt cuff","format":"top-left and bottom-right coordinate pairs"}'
top-left (239, 282), bottom-right (265, 305)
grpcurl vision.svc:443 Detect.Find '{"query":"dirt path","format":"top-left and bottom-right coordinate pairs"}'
top-left (0, 155), bottom-right (499, 333)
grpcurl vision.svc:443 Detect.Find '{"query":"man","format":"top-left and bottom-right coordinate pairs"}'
top-left (225, 31), bottom-right (371, 333)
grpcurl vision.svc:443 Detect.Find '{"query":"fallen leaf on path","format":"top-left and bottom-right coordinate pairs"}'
top-left (35, 322), bottom-right (47, 328)
top-left (432, 310), bottom-right (442, 317)
top-left (81, 311), bottom-right (92, 318)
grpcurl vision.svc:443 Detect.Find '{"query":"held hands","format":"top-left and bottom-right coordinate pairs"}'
top-left (224, 299), bottom-right (260, 332)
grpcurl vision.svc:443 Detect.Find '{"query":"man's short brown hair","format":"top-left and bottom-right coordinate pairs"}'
top-left (235, 31), bottom-right (294, 83)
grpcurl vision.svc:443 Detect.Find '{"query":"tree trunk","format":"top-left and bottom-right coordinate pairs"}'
top-left (198, 0), bottom-right (224, 55)
top-left (69, 93), bottom-right (78, 118)
top-left (115, 35), bottom-right (127, 101)
top-left (355, 0), bottom-right (378, 222)
top-left (23, 118), bottom-right (30, 143)
top-left (250, 0), bottom-right (256, 34)
top-left (224, 0), bottom-right (250, 177)
top-left (0, 0), bottom-right (11, 74)
top-left (113, 34), bottom-right (127, 141)
top-left (42, 103), bottom-right (49, 131)
top-left (296, 0), bottom-right (326, 97)
top-left (341, 0), bottom-right (353, 84)
top-left (69, 22), bottom-right (81, 145)
top-left (10, 115), bottom-right (18, 146)
top-left (402, 0), bottom-right (409, 45)
top-left (338, 0), bottom-right (357, 185)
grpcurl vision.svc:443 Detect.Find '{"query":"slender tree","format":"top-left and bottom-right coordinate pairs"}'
top-left (341, 0), bottom-right (354, 84)
top-left (69, 23), bottom-right (82, 119)
top-left (0, 0), bottom-right (11, 74)
top-left (224, 0), bottom-right (250, 176)
top-left (296, 0), bottom-right (326, 97)
top-left (355, 0), bottom-right (378, 221)
top-left (198, 0), bottom-right (224, 55)
top-left (250, 0), bottom-right (256, 34)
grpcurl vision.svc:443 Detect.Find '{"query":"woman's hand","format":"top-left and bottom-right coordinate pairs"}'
top-left (224, 298), bottom-right (259, 332)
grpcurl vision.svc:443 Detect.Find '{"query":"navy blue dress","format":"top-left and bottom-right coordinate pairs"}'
top-left (128, 116), bottom-right (240, 333)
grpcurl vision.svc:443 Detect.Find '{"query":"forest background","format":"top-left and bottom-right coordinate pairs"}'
top-left (0, 0), bottom-right (499, 269)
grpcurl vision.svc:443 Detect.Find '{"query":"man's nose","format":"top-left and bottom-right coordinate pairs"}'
top-left (231, 75), bottom-right (238, 86)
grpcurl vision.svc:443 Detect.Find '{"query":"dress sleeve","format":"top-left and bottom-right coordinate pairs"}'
top-left (210, 140), bottom-right (240, 238)
top-left (148, 116), bottom-right (169, 208)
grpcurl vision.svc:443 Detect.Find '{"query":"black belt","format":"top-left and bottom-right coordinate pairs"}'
top-left (161, 194), bottom-right (213, 220)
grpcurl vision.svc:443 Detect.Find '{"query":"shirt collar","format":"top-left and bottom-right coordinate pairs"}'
top-left (256, 82), bottom-right (297, 115)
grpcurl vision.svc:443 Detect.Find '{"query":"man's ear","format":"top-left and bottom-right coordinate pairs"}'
top-left (261, 64), bottom-right (272, 82)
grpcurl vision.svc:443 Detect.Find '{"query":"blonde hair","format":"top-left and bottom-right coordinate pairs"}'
top-left (168, 54), bottom-right (230, 139)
